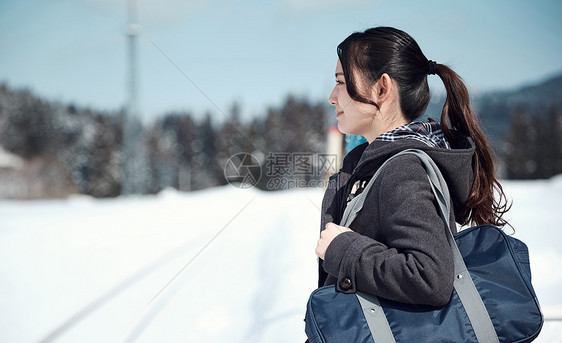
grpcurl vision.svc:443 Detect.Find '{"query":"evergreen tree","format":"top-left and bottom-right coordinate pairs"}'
top-left (86, 114), bottom-right (123, 197)
top-left (504, 105), bottom-right (562, 179)
top-left (0, 90), bottom-right (55, 158)
top-left (505, 109), bottom-right (536, 179)
top-left (536, 105), bottom-right (562, 178)
top-left (192, 113), bottom-right (223, 190)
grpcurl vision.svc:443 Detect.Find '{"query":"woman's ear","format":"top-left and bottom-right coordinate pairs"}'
top-left (371, 73), bottom-right (394, 104)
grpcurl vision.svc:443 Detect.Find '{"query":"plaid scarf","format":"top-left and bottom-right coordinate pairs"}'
top-left (375, 120), bottom-right (451, 149)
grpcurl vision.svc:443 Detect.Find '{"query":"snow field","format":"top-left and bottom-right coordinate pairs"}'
top-left (0, 177), bottom-right (561, 342)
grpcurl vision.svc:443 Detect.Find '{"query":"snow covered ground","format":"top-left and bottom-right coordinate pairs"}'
top-left (1, 177), bottom-right (561, 342)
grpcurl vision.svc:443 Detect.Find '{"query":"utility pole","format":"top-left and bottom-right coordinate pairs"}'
top-left (122, 0), bottom-right (145, 195)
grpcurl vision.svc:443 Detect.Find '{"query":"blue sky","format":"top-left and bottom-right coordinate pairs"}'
top-left (1, 0), bottom-right (561, 122)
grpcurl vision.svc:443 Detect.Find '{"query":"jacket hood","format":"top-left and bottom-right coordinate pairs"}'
top-left (341, 131), bottom-right (475, 223)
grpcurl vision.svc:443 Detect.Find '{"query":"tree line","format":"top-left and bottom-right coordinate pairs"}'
top-left (503, 105), bottom-right (562, 179)
top-left (0, 84), bottom-right (328, 198)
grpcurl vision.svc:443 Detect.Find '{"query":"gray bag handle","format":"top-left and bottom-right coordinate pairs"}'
top-left (340, 149), bottom-right (499, 343)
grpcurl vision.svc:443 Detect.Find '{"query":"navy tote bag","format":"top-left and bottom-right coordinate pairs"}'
top-left (305, 149), bottom-right (543, 343)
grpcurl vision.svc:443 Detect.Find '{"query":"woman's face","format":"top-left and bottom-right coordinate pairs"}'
top-left (328, 59), bottom-right (377, 137)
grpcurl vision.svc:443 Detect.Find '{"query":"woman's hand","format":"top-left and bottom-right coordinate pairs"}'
top-left (316, 222), bottom-right (352, 260)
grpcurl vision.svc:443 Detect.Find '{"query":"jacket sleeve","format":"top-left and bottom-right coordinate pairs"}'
top-left (322, 155), bottom-right (454, 306)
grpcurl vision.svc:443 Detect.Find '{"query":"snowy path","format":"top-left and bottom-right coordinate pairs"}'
top-left (0, 179), bottom-right (561, 342)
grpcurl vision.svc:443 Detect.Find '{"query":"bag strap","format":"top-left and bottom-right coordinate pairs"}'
top-left (342, 149), bottom-right (499, 343)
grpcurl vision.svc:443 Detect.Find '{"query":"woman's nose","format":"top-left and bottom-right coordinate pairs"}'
top-left (328, 87), bottom-right (337, 106)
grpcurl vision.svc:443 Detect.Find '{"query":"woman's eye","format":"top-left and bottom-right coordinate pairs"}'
top-left (336, 80), bottom-right (345, 85)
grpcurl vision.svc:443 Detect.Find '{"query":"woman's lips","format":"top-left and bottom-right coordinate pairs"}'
top-left (336, 111), bottom-right (343, 118)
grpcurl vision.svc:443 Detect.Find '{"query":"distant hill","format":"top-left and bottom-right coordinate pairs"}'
top-left (424, 73), bottom-right (562, 147)
top-left (475, 74), bottom-right (562, 144)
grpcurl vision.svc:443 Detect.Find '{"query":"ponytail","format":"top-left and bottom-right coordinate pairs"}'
top-left (435, 63), bottom-right (510, 227)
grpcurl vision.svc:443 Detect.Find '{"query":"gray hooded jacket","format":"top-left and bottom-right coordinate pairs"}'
top-left (319, 130), bottom-right (475, 306)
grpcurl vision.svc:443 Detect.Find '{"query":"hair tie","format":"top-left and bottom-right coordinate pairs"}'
top-left (428, 60), bottom-right (437, 75)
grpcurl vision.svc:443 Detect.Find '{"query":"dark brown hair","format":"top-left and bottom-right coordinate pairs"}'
top-left (337, 27), bottom-right (510, 226)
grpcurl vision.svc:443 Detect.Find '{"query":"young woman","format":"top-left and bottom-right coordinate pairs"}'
top-left (315, 27), bottom-right (509, 306)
